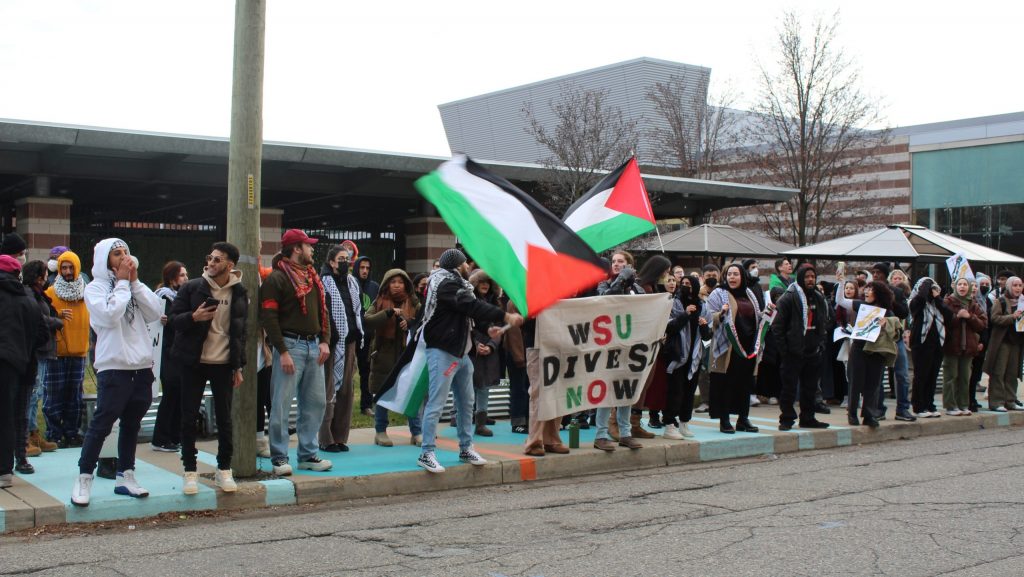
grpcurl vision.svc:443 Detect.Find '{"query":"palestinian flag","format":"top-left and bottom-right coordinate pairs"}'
top-left (376, 336), bottom-right (428, 418)
top-left (415, 155), bottom-right (608, 317)
top-left (563, 157), bottom-right (656, 252)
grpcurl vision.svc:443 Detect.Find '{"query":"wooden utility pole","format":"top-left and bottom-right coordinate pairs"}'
top-left (226, 0), bottom-right (265, 477)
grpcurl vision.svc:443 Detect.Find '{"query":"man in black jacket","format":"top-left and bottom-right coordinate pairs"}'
top-left (772, 264), bottom-right (830, 430)
top-left (0, 255), bottom-right (42, 488)
top-left (416, 249), bottom-right (522, 473)
top-left (169, 242), bottom-right (248, 495)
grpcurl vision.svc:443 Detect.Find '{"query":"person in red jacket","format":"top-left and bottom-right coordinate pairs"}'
top-left (941, 277), bottom-right (987, 415)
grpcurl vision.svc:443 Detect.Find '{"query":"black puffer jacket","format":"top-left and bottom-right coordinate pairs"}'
top-left (0, 272), bottom-right (42, 374)
top-left (773, 284), bottom-right (830, 358)
top-left (27, 287), bottom-right (63, 360)
top-left (423, 273), bottom-right (505, 358)
top-left (169, 276), bottom-right (249, 369)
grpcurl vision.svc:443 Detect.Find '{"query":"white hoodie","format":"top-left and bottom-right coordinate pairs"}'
top-left (84, 238), bottom-right (163, 372)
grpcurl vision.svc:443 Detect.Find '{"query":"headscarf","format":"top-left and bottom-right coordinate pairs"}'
top-left (910, 277), bottom-right (945, 345)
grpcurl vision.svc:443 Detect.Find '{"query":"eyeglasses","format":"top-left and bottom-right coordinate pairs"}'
top-left (205, 255), bottom-right (225, 264)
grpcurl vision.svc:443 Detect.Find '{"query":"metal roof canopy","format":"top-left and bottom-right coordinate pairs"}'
top-left (636, 224), bottom-right (795, 258)
top-left (0, 119), bottom-right (796, 225)
top-left (784, 224), bottom-right (1024, 264)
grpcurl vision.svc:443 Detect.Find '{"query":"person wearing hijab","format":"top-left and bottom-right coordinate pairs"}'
top-left (662, 275), bottom-right (710, 439)
top-left (983, 276), bottom-right (1024, 412)
top-left (941, 277), bottom-right (987, 415)
top-left (836, 280), bottom-right (896, 427)
top-left (968, 273), bottom-right (994, 412)
top-left (909, 277), bottom-right (949, 417)
top-left (703, 263), bottom-right (773, 433)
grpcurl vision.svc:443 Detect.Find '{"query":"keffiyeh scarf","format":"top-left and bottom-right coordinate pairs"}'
top-left (419, 267), bottom-right (474, 338)
top-left (911, 277), bottom-right (945, 346)
top-left (53, 275), bottom-right (85, 302)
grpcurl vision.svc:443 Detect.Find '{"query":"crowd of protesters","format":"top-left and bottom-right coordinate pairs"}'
top-left (2, 229), bottom-right (1022, 503)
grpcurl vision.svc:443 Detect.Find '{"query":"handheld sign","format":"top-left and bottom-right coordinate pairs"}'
top-left (946, 253), bottom-right (974, 283)
top-left (850, 304), bottom-right (885, 342)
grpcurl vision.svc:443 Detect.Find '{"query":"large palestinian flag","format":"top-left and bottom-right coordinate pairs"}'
top-left (415, 155), bottom-right (608, 317)
top-left (563, 157), bottom-right (656, 252)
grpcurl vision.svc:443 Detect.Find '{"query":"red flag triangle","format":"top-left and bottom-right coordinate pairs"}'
top-left (525, 244), bottom-right (608, 316)
top-left (604, 157), bottom-right (655, 224)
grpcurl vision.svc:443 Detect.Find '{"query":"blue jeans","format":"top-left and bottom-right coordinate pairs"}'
top-left (374, 404), bottom-right (422, 435)
top-left (270, 337), bottom-right (327, 463)
top-left (595, 406), bottom-right (632, 440)
top-left (26, 360), bottom-right (46, 432)
top-left (420, 348), bottom-right (474, 454)
top-left (877, 338), bottom-right (911, 415)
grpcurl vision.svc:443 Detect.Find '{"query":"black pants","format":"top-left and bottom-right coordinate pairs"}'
top-left (911, 342), bottom-right (942, 413)
top-left (506, 361), bottom-right (529, 424)
top-left (664, 363), bottom-right (699, 425)
top-left (0, 360), bottom-right (20, 475)
top-left (779, 354), bottom-right (822, 425)
top-left (151, 370), bottom-right (182, 446)
top-left (256, 365), bottom-right (272, 433)
top-left (709, 354), bottom-right (754, 422)
top-left (848, 346), bottom-right (882, 421)
top-left (181, 363), bottom-right (233, 472)
top-left (14, 361), bottom-right (37, 462)
top-left (968, 345), bottom-right (987, 410)
top-left (79, 369), bottom-right (153, 475)
top-left (755, 358), bottom-right (781, 399)
top-left (357, 344), bottom-right (372, 411)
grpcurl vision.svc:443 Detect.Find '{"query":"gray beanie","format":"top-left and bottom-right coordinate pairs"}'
top-left (438, 248), bottom-right (467, 270)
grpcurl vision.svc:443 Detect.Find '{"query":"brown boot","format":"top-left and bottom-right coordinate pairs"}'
top-left (593, 438), bottom-right (617, 452)
top-left (618, 436), bottom-right (643, 449)
top-left (26, 442), bottom-right (41, 457)
top-left (608, 414), bottom-right (620, 441)
top-left (544, 443), bottom-right (570, 454)
top-left (629, 412), bottom-right (655, 439)
top-left (474, 412), bottom-right (493, 437)
top-left (30, 430), bottom-right (57, 452)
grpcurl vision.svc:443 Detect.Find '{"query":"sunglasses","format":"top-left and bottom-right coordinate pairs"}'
top-left (205, 254), bottom-right (226, 264)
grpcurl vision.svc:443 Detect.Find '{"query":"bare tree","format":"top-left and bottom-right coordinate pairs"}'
top-left (743, 10), bottom-right (890, 245)
top-left (522, 83), bottom-right (638, 213)
top-left (645, 75), bottom-right (740, 179)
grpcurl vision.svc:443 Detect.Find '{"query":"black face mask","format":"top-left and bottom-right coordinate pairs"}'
top-left (705, 277), bottom-right (718, 289)
top-left (678, 285), bottom-right (691, 299)
top-left (980, 285), bottom-right (990, 295)
top-left (338, 261), bottom-right (350, 277)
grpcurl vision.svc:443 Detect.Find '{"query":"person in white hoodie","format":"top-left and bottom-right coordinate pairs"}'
top-left (72, 238), bottom-right (163, 507)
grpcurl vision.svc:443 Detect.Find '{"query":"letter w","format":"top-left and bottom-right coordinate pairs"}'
top-left (612, 379), bottom-right (639, 400)
top-left (567, 323), bottom-right (591, 345)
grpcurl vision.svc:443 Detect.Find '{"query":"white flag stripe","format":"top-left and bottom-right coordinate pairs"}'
top-left (564, 186), bottom-right (617, 231)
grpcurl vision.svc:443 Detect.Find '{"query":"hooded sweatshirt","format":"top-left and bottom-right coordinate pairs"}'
top-left (84, 238), bottom-right (163, 372)
top-left (202, 268), bottom-right (243, 364)
top-left (44, 250), bottom-right (91, 357)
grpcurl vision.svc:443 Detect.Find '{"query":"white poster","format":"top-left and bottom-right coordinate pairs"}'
top-left (534, 294), bottom-right (672, 421)
top-left (146, 320), bottom-right (164, 397)
top-left (1016, 299), bottom-right (1024, 333)
top-left (945, 253), bottom-right (974, 283)
top-left (850, 304), bottom-right (885, 342)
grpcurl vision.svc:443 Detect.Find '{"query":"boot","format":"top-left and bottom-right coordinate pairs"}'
top-left (30, 430), bottom-right (58, 452)
top-left (629, 412), bottom-right (655, 439)
top-left (474, 412), bottom-right (493, 437)
top-left (607, 413), bottom-right (620, 441)
top-left (26, 442), bottom-right (41, 458)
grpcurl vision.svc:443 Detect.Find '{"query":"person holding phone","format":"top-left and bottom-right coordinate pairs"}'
top-left (169, 242), bottom-right (248, 495)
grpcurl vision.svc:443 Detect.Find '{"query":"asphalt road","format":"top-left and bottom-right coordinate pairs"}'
top-left (3, 427), bottom-right (1023, 577)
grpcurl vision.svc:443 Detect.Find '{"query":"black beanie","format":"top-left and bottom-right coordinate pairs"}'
top-left (871, 262), bottom-right (891, 276)
top-left (438, 248), bottom-right (467, 270)
top-left (0, 233), bottom-right (26, 256)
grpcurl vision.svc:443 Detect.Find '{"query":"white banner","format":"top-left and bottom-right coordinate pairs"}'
top-left (946, 252), bottom-right (974, 283)
top-left (535, 293), bottom-right (672, 421)
top-left (850, 304), bottom-right (885, 342)
top-left (146, 320), bottom-right (164, 397)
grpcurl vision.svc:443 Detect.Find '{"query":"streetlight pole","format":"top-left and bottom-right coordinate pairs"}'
top-left (226, 0), bottom-right (265, 477)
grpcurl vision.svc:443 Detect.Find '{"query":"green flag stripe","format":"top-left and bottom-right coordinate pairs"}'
top-left (576, 212), bottom-right (657, 253)
top-left (417, 171), bottom-right (529, 312)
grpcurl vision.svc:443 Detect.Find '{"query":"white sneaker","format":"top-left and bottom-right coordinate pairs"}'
top-left (749, 395), bottom-right (761, 407)
top-left (256, 437), bottom-right (270, 458)
top-left (992, 406), bottom-right (1008, 413)
top-left (216, 469), bottom-right (237, 492)
top-left (114, 469), bottom-right (149, 498)
top-left (459, 447), bottom-right (487, 466)
top-left (946, 409), bottom-right (962, 416)
top-left (959, 408), bottom-right (972, 416)
top-left (272, 459), bottom-right (292, 476)
top-left (694, 403), bottom-right (709, 413)
top-left (768, 397), bottom-right (779, 405)
top-left (297, 457), bottom-right (332, 471)
top-left (183, 471), bottom-right (199, 495)
top-left (663, 424), bottom-right (684, 440)
top-left (678, 423), bottom-right (696, 438)
top-left (417, 451), bottom-right (445, 473)
top-left (840, 397), bottom-right (849, 409)
top-left (0, 473), bottom-right (11, 489)
top-left (72, 473), bottom-right (93, 506)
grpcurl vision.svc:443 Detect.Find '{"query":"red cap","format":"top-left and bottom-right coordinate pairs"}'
top-left (281, 229), bottom-right (318, 247)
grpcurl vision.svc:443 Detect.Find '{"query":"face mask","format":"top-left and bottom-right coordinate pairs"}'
top-left (678, 285), bottom-right (691, 298)
top-left (338, 261), bottom-right (350, 276)
top-left (17, 254), bottom-right (27, 265)
top-left (705, 277), bottom-right (718, 289)
top-left (749, 268), bottom-right (759, 279)
top-left (47, 259), bottom-right (58, 272)
top-left (980, 285), bottom-right (991, 295)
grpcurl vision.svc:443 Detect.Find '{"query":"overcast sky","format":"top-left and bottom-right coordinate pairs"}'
top-left (1, 0), bottom-right (1020, 157)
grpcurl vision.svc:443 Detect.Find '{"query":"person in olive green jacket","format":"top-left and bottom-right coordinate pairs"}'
top-left (365, 269), bottom-right (422, 446)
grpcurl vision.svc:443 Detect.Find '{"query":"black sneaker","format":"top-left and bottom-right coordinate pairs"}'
top-left (813, 402), bottom-right (832, 414)
top-left (779, 422), bottom-right (795, 431)
top-left (895, 411), bottom-right (917, 422)
top-left (799, 420), bottom-right (830, 429)
top-left (15, 460), bottom-right (34, 474)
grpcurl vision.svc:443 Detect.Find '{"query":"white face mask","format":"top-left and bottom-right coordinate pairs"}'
top-left (47, 259), bottom-right (58, 272)
top-left (17, 254), bottom-right (27, 265)
top-left (750, 267), bottom-right (759, 278)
